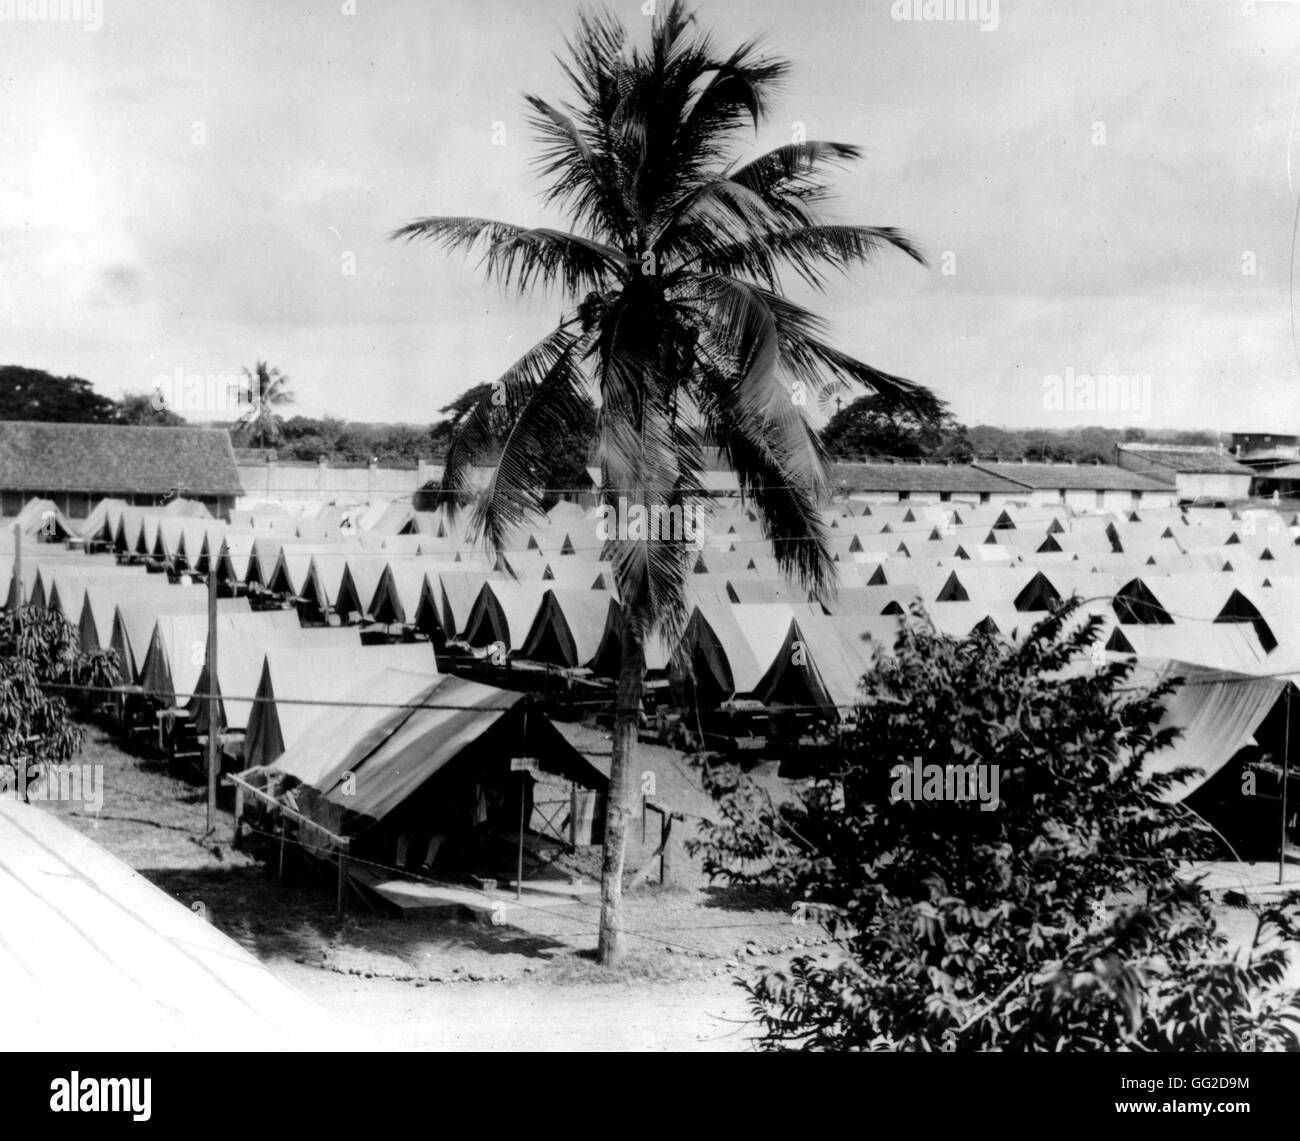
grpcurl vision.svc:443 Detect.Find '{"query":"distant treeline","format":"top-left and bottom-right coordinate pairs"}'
top-left (1, 365), bottom-right (1222, 469)
top-left (964, 425), bottom-right (1216, 464)
top-left (819, 394), bottom-right (1218, 465)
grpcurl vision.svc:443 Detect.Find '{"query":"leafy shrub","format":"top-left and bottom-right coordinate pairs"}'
top-left (0, 606), bottom-right (117, 800)
top-left (693, 602), bottom-right (1300, 1050)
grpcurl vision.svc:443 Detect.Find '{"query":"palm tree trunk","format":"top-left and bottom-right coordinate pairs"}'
top-left (597, 607), bottom-right (645, 966)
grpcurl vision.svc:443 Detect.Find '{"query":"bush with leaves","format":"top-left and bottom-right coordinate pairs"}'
top-left (692, 600), bottom-right (1300, 1050)
top-left (0, 606), bottom-right (117, 801)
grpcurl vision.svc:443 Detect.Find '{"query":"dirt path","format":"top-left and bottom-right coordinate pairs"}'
top-left (271, 961), bottom-right (759, 1051)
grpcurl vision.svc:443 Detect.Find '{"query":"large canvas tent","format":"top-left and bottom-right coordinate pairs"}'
top-left (243, 642), bottom-right (440, 769)
top-left (461, 580), bottom-right (549, 652)
top-left (1127, 659), bottom-right (1292, 803)
top-left (519, 588), bottom-right (616, 669)
top-left (186, 625), bottom-right (363, 733)
top-left (0, 799), bottom-right (332, 1050)
top-left (752, 613), bottom-right (893, 715)
top-left (140, 609), bottom-right (303, 708)
top-left (244, 673), bottom-right (607, 873)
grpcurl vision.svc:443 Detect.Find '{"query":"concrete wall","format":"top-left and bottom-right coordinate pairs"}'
top-left (1061, 488), bottom-right (1150, 512)
top-left (1174, 473), bottom-right (1253, 503)
top-left (235, 458), bottom-right (436, 505)
top-left (1132, 488), bottom-right (1178, 511)
top-left (1116, 451), bottom-right (1250, 503)
top-left (875, 490), bottom-right (1041, 508)
top-left (848, 486), bottom-right (1176, 513)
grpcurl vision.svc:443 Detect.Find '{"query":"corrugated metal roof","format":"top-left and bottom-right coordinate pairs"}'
top-left (833, 463), bottom-right (1029, 494)
top-left (973, 462), bottom-right (1173, 491)
top-left (1117, 445), bottom-right (1254, 476)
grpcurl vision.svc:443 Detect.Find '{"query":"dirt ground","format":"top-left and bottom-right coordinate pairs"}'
top-left (42, 720), bottom-right (824, 1050)
top-left (278, 966), bottom-right (759, 1051)
top-left (41, 719), bottom-right (1296, 1050)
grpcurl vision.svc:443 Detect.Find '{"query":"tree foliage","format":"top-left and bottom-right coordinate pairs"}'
top-left (823, 393), bottom-right (971, 461)
top-left (118, 391), bottom-right (187, 427)
top-left (392, 0), bottom-right (936, 963)
top-left (0, 365), bottom-right (119, 424)
top-left (233, 360), bottom-right (295, 449)
top-left (693, 600), bottom-right (1300, 1050)
top-left (0, 606), bottom-right (117, 801)
top-left (393, 0), bottom-right (936, 630)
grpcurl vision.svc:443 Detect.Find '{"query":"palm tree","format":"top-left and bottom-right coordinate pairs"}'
top-left (393, 2), bottom-right (937, 964)
top-left (237, 360), bottom-right (296, 449)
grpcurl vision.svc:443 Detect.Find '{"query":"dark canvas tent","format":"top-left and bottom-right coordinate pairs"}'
top-left (243, 642), bottom-right (439, 769)
top-left (246, 673), bottom-right (606, 872)
top-left (519, 588), bottom-right (615, 668)
top-left (1129, 659), bottom-right (1291, 802)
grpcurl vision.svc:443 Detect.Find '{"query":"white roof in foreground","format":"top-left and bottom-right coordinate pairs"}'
top-left (0, 800), bottom-right (337, 1050)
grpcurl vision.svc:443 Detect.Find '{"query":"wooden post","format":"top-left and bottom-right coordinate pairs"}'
top-left (517, 769), bottom-right (526, 901)
top-left (569, 781), bottom-right (577, 847)
top-left (277, 816), bottom-right (287, 881)
top-left (1281, 686), bottom-right (1292, 886)
top-left (660, 812), bottom-right (673, 887)
top-left (337, 848), bottom-right (348, 919)
top-left (232, 783), bottom-right (244, 849)
top-left (12, 523), bottom-right (22, 609)
top-left (205, 566), bottom-right (218, 835)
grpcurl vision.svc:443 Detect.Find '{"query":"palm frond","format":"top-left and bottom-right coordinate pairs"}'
top-left (525, 95), bottom-right (633, 246)
top-left (691, 277), bottom-right (835, 593)
top-left (470, 333), bottom-right (595, 555)
top-left (396, 1), bottom-right (939, 642)
top-left (592, 325), bottom-right (699, 645)
top-left (390, 216), bottom-right (628, 296)
top-left (437, 323), bottom-right (581, 517)
top-left (656, 140), bottom-right (862, 252)
top-left (693, 223), bottom-right (925, 290)
top-left (801, 340), bottom-right (946, 419)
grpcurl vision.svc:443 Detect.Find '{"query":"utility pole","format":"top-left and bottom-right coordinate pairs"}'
top-left (205, 564), bottom-right (219, 835)
top-left (12, 523), bottom-right (22, 608)
top-left (1281, 685), bottom-right (1291, 887)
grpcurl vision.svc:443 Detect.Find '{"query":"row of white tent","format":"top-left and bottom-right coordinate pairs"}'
top-left (7, 493), bottom-right (1300, 725)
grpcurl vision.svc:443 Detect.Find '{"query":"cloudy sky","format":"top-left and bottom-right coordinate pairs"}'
top-left (2, 0), bottom-right (1298, 431)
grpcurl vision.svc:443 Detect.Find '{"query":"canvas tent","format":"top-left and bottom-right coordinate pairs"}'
top-left (519, 588), bottom-right (616, 669)
top-left (112, 594), bottom-right (249, 684)
top-left (244, 642), bottom-right (440, 769)
top-left (140, 609), bottom-right (303, 708)
top-left (0, 799), bottom-right (332, 1050)
top-left (244, 674), bottom-right (607, 873)
top-left (672, 602), bottom-right (822, 702)
top-left (1127, 659), bottom-right (1291, 802)
top-left (752, 613), bottom-right (892, 715)
top-left (461, 579), bottom-right (550, 652)
top-left (187, 625), bottom-right (362, 733)
top-left (14, 497), bottom-right (74, 541)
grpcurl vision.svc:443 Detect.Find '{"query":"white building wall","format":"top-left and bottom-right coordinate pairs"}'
top-left (1016, 488), bottom-right (1060, 508)
top-left (1134, 488), bottom-right (1177, 510)
top-left (1174, 473), bottom-right (1253, 502)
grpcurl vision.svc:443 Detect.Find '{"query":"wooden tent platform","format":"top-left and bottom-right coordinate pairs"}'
top-left (349, 865), bottom-right (595, 920)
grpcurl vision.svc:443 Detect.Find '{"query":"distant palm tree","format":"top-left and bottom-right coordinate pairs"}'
top-left (393, 1), bottom-right (935, 964)
top-left (237, 361), bottom-right (296, 449)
